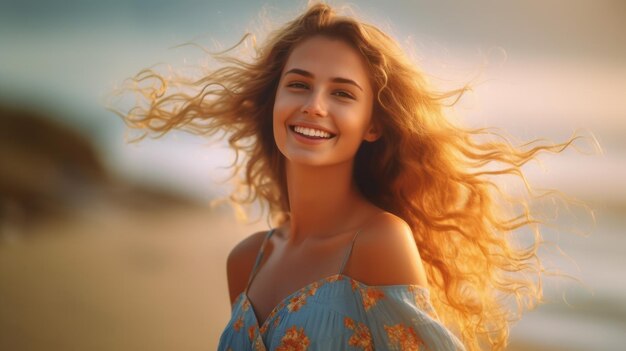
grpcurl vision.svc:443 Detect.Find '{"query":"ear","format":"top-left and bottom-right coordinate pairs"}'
top-left (363, 121), bottom-right (382, 142)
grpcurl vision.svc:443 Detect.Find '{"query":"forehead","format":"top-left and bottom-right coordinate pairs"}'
top-left (282, 36), bottom-right (371, 89)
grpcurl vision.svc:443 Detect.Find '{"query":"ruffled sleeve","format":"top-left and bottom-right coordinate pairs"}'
top-left (349, 282), bottom-right (466, 351)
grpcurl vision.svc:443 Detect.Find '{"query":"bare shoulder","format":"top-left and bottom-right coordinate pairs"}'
top-left (347, 212), bottom-right (429, 289)
top-left (226, 230), bottom-right (270, 306)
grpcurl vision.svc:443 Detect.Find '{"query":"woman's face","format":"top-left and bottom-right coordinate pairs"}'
top-left (273, 35), bottom-right (379, 167)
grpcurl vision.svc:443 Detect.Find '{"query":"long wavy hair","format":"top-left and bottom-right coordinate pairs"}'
top-left (110, 2), bottom-right (596, 350)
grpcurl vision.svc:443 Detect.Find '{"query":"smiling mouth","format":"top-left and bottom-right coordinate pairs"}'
top-left (289, 125), bottom-right (337, 139)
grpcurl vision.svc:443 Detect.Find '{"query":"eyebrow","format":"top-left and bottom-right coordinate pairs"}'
top-left (284, 68), bottom-right (363, 92)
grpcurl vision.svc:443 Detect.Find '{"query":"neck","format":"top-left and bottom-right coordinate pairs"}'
top-left (282, 159), bottom-right (373, 245)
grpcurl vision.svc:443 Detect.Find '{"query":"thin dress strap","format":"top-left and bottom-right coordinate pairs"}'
top-left (339, 228), bottom-right (363, 274)
top-left (244, 228), bottom-right (276, 294)
top-left (339, 211), bottom-right (388, 275)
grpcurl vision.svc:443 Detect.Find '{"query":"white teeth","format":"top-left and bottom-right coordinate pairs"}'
top-left (294, 126), bottom-right (332, 138)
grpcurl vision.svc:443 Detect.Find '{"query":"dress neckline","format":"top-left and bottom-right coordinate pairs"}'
top-left (238, 272), bottom-right (430, 333)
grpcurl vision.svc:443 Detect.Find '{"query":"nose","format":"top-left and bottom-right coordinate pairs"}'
top-left (301, 91), bottom-right (327, 117)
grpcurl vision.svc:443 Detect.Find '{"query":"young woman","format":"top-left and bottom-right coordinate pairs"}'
top-left (113, 3), bottom-right (589, 350)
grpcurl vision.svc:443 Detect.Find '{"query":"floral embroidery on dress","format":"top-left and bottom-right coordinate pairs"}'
top-left (248, 325), bottom-right (256, 341)
top-left (407, 286), bottom-right (437, 319)
top-left (308, 281), bottom-right (321, 296)
top-left (287, 292), bottom-right (309, 312)
top-left (325, 274), bottom-right (343, 283)
top-left (274, 315), bottom-right (282, 327)
top-left (276, 325), bottom-right (310, 351)
top-left (361, 287), bottom-right (386, 311)
top-left (242, 298), bottom-right (250, 311)
top-left (286, 279), bottom-right (324, 313)
top-left (254, 335), bottom-right (266, 351)
top-left (344, 316), bottom-right (373, 351)
top-left (350, 278), bottom-right (359, 291)
top-left (384, 323), bottom-right (424, 350)
top-left (260, 322), bottom-right (268, 335)
top-left (233, 316), bottom-right (244, 332)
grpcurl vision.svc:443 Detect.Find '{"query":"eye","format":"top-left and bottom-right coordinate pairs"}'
top-left (286, 82), bottom-right (308, 89)
top-left (333, 91), bottom-right (355, 100)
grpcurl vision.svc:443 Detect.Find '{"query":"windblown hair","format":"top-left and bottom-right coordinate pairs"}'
top-left (110, 2), bottom-right (594, 350)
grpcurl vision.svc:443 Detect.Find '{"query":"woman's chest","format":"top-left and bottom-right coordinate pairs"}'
top-left (246, 240), bottom-right (351, 326)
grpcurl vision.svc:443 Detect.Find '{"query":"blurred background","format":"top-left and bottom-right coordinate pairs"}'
top-left (0, 0), bottom-right (623, 350)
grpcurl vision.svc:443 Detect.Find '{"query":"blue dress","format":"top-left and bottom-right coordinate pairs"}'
top-left (218, 228), bottom-right (466, 350)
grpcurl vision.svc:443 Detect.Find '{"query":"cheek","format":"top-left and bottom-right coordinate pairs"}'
top-left (272, 95), bottom-right (288, 146)
top-left (338, 105), bottom-right (373, 135)
top-left (273, 91), bottom-right (291, 123)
